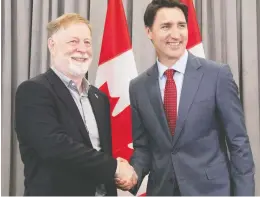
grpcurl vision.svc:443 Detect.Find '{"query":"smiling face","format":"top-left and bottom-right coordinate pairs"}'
top-left (146, 7), bottom-right (188, 66)
top-left (48, 22), bottom-right (93, 79)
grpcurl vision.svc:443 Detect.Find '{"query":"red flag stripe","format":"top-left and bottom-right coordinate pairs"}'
top-left (180, 0), bottom-right (202, 49)
top-left (98, 0), bottom-right (132, 65)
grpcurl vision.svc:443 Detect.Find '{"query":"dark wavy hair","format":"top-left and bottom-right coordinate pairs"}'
top-left (144, 0), bottom-right (188, 28)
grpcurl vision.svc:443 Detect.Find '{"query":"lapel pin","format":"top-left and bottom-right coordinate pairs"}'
top-left (95, 93), bottom-right (98, 99)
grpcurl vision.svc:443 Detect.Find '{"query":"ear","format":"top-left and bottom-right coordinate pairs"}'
top-left (48, 37), bottom-right (56, 55)
top-left (145, 26), bottom-right (153, 40)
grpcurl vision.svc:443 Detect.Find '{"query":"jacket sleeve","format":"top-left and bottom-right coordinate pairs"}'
top-left (15, 80), bottom-right (117, 184)
top-left (216, 65), bottom-right (255, 195)
top-left (129, 80), bottom-right (152, 195)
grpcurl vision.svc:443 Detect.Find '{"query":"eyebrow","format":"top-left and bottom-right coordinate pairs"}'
top-left (178, 21), bottom-right (187, 25)
top-left (161, 22), bottom-right (172, 26)
top-left (68, 37), bottom-right (92, 41)
top-left (160, 21), bottom-right (187, 26)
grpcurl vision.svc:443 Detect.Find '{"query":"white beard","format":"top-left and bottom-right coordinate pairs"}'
top-left (67, 58), bottom-right (92, 77)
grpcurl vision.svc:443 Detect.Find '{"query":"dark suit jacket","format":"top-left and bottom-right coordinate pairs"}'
top-left (129, 53), bottom-right (255, 196)
top-left (15, 69), bottom-right (117, 196)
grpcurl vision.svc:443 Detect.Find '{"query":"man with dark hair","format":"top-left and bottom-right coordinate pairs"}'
top-left (116, 0), bottom-right (255, 195)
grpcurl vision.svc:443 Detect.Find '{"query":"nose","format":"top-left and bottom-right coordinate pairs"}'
top-left (170, 28), bottom-right (180, 39)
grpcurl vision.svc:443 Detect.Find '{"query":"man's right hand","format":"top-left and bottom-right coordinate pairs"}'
top-left (114, 157), bottom-right (138, 191)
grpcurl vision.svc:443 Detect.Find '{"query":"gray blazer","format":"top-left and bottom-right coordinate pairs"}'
top-left (129, 52), bottom-right (255, 196)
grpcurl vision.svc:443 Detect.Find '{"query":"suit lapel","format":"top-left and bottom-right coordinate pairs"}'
top-left (45, 69), bottom-right (92, 145)
top-left (172, 53), bottom-right (203, 146)
top-left (87, 87), bottom-right (109, 153)
top-left (145, 64), bottom-right (172, 141)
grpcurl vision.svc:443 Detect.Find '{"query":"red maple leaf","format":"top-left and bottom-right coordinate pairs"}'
top-left (99, 82), bottom-right (133, 161)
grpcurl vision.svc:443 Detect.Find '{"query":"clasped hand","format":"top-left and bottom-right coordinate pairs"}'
top-left (114, 157), bottom-right (138, 191)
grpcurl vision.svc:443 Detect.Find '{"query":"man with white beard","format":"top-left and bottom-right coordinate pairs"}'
top-left (15, 13), bottom-right (137, 196)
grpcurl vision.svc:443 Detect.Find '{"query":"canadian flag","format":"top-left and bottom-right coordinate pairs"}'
top-left (95, 0), bottom-right (138, 194)
top-left (181, 0), bottom-right (205, 57)
top-left (95, 0), bottom-right (204, 196)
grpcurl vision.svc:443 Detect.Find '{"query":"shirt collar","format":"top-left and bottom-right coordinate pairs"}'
top-left (51, 66), bottom-right (90, 96)
top-left (157, 49), bottom-right (188, 79)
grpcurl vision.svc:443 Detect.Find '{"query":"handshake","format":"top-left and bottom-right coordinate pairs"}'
top-left (114, 157), bottom-right (138, 191)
